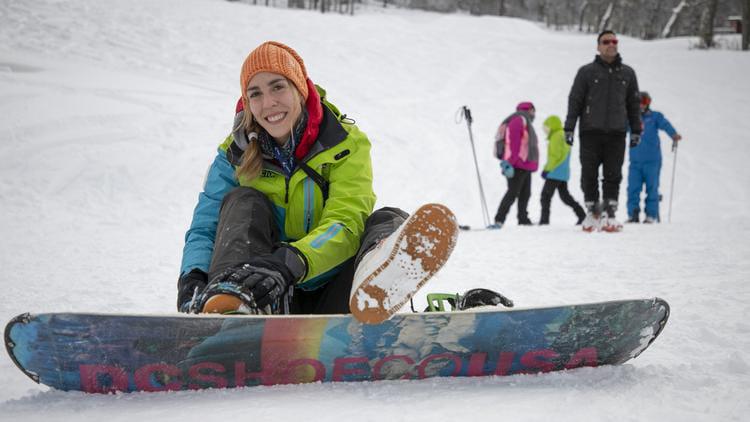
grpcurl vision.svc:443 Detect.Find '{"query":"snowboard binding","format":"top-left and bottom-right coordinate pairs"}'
top-left (415, 288), bottom-right (515, 312)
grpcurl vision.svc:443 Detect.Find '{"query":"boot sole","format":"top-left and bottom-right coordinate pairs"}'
top-left (350, 203), bottom-right (458, 324)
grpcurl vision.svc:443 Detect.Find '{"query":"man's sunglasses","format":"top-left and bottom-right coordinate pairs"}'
top-left (600, 39), bottom-right (619, 45)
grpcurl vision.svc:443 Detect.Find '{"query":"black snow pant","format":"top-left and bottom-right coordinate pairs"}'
top-left (539, 179), bottom-right (586, 224)
top-left (579, 131), bottom-right (627, 204)
top-left (208, 187), bottom-right (407, 315)
top-left (494, 168), bottom-right (531, 224)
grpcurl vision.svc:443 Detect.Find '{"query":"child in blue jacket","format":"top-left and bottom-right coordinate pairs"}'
top-left (627, 91), bottom-right (682, 223)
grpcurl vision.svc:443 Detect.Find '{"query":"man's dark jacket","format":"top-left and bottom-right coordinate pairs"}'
top-left (565, 54), bottom-right (641, 135)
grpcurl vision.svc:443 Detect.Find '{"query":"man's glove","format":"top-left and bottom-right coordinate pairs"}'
top-left (565, 131), bottom-right (574, 146)
top-left (226, 246), bottom-right (307, 312)
top-left (629, 133), bottom-right (641, 148)
top-left (541, 171), bottom-right (548, 180)
top-left (500, 160), bottom-right (515, 179)
top-left (177, 269), bottom-right (208, 312)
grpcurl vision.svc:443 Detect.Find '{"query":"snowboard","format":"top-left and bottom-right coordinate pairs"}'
top-left (5, 298), bottom-right (669, 393)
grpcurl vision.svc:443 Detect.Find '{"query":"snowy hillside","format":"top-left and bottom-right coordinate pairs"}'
top-left (1, 0), bottom-right (749, 420)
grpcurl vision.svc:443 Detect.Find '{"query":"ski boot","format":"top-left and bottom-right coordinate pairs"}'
top-left (581, 201), bottom-right (602, 232)
top-left (600, 200), bottom-right (623, 232)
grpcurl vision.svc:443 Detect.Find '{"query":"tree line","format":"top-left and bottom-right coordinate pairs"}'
top-left (232, 0), bottom-right (750, 50)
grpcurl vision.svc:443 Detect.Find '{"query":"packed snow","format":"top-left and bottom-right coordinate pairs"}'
top-left (1, 0), bottom-right (749, 420)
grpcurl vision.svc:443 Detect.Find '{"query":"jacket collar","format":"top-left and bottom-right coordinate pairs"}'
top-left (594, 53), bottom-right (622, 68)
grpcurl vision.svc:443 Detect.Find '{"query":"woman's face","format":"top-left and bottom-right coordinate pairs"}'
top-left (246, 72), bottom-right (303, 144)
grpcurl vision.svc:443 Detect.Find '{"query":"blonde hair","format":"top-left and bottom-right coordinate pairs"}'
top-left (235, 106), bottom-right (263, 181)
top-left (234, 84), bottom-right (305, 182)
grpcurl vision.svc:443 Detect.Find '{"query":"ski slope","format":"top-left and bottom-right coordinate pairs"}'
top-left (1, 0), bottom-right (749, 420)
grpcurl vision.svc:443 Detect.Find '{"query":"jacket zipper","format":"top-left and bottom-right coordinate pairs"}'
top-left (305, 179), bottom-right (313, 233)
top-left (605, 67), bottom-right (613, 129)
top-left (284, 176), bottom-right (290, 203)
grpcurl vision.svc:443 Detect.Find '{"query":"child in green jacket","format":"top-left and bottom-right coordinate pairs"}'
top-left (540, 115), bottom-right (586, 225)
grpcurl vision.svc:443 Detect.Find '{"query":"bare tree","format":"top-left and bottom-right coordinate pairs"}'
top-left (662, 0), bottom-right (689, 38)
top-left (743, 0), bottom-right (750, 50)
top-left (698, 0), bottom-right (719, 47)
top-left (598, 1), bottom-right (615, 32)
top-left (578, 0), bottom-right (589, 31)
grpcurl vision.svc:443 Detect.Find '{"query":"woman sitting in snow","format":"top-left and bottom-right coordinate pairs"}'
top-left (176, 41), bottom-right (457, 322)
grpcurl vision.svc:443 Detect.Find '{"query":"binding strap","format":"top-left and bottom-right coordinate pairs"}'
top-left (294, 157), bottom-right (329, 201)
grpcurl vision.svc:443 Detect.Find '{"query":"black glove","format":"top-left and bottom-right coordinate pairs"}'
top-left (228, 246), bottom-right (307, 311)
top-left (565, 131), bottom-right (574, 146)
top-left (629, 133), bottom-right (641, 148)
top-left (177, 269), bottom-right (208, 312)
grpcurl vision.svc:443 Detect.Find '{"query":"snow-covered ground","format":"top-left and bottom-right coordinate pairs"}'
top-left (1, 0), bottom-right (749, 420)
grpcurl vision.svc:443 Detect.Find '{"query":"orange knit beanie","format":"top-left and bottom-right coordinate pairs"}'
top-left (240, 41), bottom-right (309, 105)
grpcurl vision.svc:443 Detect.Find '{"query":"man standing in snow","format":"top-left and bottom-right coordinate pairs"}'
top-left (626, 91), bottom-right (682, 224)
top-left (564, 30), bottom-right (641, 232)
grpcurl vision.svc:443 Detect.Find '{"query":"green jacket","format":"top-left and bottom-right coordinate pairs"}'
top-left (542, 115), bottom-right (572, 182)
top-left (181, 86), bottom-right (376, 289)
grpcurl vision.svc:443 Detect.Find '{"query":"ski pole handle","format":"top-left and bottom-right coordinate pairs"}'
top-left (462, 105), bottom-right (473, 125)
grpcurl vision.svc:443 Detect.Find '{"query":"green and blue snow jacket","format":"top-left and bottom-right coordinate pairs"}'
top-left (180, 85), bottom-right (376, 290)
top-left (542, 115), bottom-right (572, 182)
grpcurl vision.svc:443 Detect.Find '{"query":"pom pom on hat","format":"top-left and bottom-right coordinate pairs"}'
top-left (240, 41), bottom-right (309, 104)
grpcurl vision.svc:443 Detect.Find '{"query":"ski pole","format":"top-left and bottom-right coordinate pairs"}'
top-left (668, 139), bottom-right (679, 223)
top-left (458, 106), bottom-right (491, 227)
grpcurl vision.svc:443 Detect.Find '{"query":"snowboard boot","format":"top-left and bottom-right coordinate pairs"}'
top-left (600, 200), bottom-right (623, 233)
top-left (197, 268), bottom-right (293, 315)
top-left (627, 213), bottom-right (640, 223)
top-left (349, 203), bottom-right (458, 324)
top-left (581, 201), bottom-right (602, 232)
top-left (196, 279), bottom-right (277, 315)
top-left (202, 292), bottom-right (246, 314)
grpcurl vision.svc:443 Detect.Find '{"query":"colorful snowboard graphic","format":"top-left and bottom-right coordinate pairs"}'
top-left (5, 298), bottom-right (669, 393)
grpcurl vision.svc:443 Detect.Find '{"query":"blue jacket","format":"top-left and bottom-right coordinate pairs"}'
top-left (630, 109), bottom-right (677, 163)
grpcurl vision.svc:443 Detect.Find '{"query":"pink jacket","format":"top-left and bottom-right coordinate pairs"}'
top-left (497, 108), bottom-right (539, 172)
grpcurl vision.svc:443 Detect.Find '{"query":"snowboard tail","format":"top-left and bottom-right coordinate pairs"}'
top-left (5, 298), bottom-right (669, 393)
